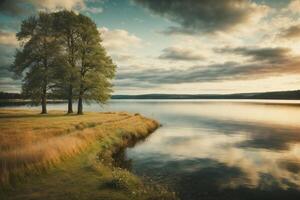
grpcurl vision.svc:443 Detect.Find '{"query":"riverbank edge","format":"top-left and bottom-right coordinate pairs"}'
top-left (0, 110), bottom-right (177, 200)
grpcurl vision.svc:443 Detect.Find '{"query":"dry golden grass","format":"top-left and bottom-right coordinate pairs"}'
top-left (0, 109), bottom-right (159, 186)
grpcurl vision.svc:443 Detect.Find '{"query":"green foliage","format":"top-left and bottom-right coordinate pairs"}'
top-left (76, 13), bottom-right (116, 105)
top-left (11, 12), bottom-right (64, 106)
top-left (11, 10), bottom-right (116, 113)
top-left (51, 10), bottom-right (81, 100)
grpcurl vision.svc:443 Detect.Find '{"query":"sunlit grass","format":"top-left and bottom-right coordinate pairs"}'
top-left (0, 109), bottom-right (179, 200)
top-left (0, 110), bottom-right (158, 183)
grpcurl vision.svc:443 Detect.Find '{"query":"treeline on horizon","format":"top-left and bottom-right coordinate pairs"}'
top-left (2, 90), bottom-right (300, 100)
top-left (9, 10), bottom-right (116, 114)
top-left (0, 91), bottom-right (63, 100)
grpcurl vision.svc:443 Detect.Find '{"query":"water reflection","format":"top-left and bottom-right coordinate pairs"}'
top-left (119, 101), bottom-right (300, 200)
top-left (3, 100), bottom-right (300, 199)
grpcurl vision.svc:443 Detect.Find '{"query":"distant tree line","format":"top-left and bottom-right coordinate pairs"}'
top-left (10, 11), bottom-right (116, 115)
top-left (0, 92), bottom-right (22, 99)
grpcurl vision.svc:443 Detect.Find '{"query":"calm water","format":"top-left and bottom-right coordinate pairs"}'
top-left (3, 100), bottom-right (300, 200)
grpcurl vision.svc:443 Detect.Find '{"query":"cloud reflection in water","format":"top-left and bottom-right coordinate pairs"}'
top-left (122, 101), bottom-right (300, 199)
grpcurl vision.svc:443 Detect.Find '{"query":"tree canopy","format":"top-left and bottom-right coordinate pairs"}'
top-left (11, 10), bottom-right (116, 114)
top-left (11, 12), bottom-right (63, 114)
top-left (52, 10), bottom-right (81, 113)
top-left (76, 14), bottom-right (116, 114)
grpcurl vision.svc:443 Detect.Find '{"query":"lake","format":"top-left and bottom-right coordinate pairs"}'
top-left (3, 99), bottom-right (300, 200)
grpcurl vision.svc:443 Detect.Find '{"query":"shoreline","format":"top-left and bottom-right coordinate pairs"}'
top-left (0, 109), bottom-right (177, 200)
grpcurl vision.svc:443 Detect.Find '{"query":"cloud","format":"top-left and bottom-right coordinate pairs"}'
top-left (0, 31), bottom-right (18, 46)
top-left (0, 44), bottom-right (15, 66)
top-left (0, 0), bottom-right (26, 16)
top-left (159, 47), bottom-right (205, 61)
top-left (278, 25), bottom-right (300, 39)
top-left (31, 0), bottom-right (85, 11)
top-left (286, 0), bottom-right (300, 14)
top-left (116, 56), bottom-right (300, 86)
top-left (84, 6), bottom-right (103, 14)
top-left (0, 0), bottom-right (85, 16)
top-left (215, 46), bottom-right (291, 63)
top-left (133, 0), bottom-right (269, 34)
top-left (0, 44), bottom-right (21, 92)
top-left (98, 27), bottom-right (142, 51)
top-left (0, 77), bottom-right (21, 92)
top-left (111, 53), bottom-right (135, 62)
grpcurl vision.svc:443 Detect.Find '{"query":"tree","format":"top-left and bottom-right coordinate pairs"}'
top-left (11, 11), bottom-right (116, 115)
top-left (11, 12), bottom-right (62, 114)
top-left (76, 14), bottom-right (116, 114)
top-left (52, 10), bottom-right (81, 114)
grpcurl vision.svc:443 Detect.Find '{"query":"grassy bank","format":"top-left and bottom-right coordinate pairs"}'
top-left (0, 109), bottom-right (177, 200)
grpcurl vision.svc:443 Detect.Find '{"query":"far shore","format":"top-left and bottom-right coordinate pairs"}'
top-left (0, 99), bottom-right (67, 107)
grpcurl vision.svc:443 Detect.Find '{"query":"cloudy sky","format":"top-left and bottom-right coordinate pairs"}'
top-left (1, 0), bottom-right (300, 94)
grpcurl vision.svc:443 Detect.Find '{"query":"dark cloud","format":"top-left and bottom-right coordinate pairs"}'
top-left (0, 72), bottom-right (21, 93)
top-left (133, 0), bottom-right (268, 33)
top-left (114, 78), bottom-right (156, 89)
top-left (215, 47), bottom-right (291, 63)
top-left (0, 0), bottom-right (85, 17)
top-left (279, 25), bottom-right (300, 39)
top-left (0, 45), bottom-right (15, 69)
top-left (116, 55), bottom-right (300, 86)
top-left (0, 67), bottom-right (13, 77)
top-left (278, 159), bottom-right (300, 174)
top-left (0, 0), bottom-right (29, 16)
top-left (0, 80), bottom-right (21, 92)
top-left (0, 44), bottom-right (19, 92)
top-left (159, 47), bottom-right (205, 61)
top-left (159, 26), bottom-right (198, 35)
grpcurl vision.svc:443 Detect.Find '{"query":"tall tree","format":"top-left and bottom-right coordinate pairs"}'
top-left (52, 10), bottom-right (80, 114)
top-left (76, 14), bottom-right (116, 114)
top-left (11, 12), bottom-right (62, 114)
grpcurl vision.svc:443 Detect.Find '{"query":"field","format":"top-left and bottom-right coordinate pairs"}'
top-left (0, 109), bottom-right (177, 200)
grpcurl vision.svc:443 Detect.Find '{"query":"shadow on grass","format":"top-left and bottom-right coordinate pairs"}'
top-left (0, 112), bottom-right (80, 119)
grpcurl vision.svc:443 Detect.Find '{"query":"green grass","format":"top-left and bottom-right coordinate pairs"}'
top-left (0, 109), bottom-right (178, 200)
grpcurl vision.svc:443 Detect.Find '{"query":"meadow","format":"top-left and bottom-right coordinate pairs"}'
top-left (0, 109), bottom-right (177, 200)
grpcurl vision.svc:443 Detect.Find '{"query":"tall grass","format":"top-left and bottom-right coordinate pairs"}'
top-left (0, 110), bottom-right (159, 186)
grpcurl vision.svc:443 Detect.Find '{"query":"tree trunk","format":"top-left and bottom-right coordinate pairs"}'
top-left (67, 84), bottom-right (73, 114)
top-left (77, 95), bottom-right (83, 115)
top-left (77, 82), bottom-right (84, 115)
top-left (41, 56), bottom-right (48, 115)
top-left (41, 88), bottom-right (47, 114)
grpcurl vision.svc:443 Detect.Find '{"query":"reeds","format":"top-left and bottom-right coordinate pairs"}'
top-left (0, 109), bottom-right (159, 186)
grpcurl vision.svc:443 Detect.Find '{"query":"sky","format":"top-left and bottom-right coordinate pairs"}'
top-left (1, 0), bottom-right (300, 94)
